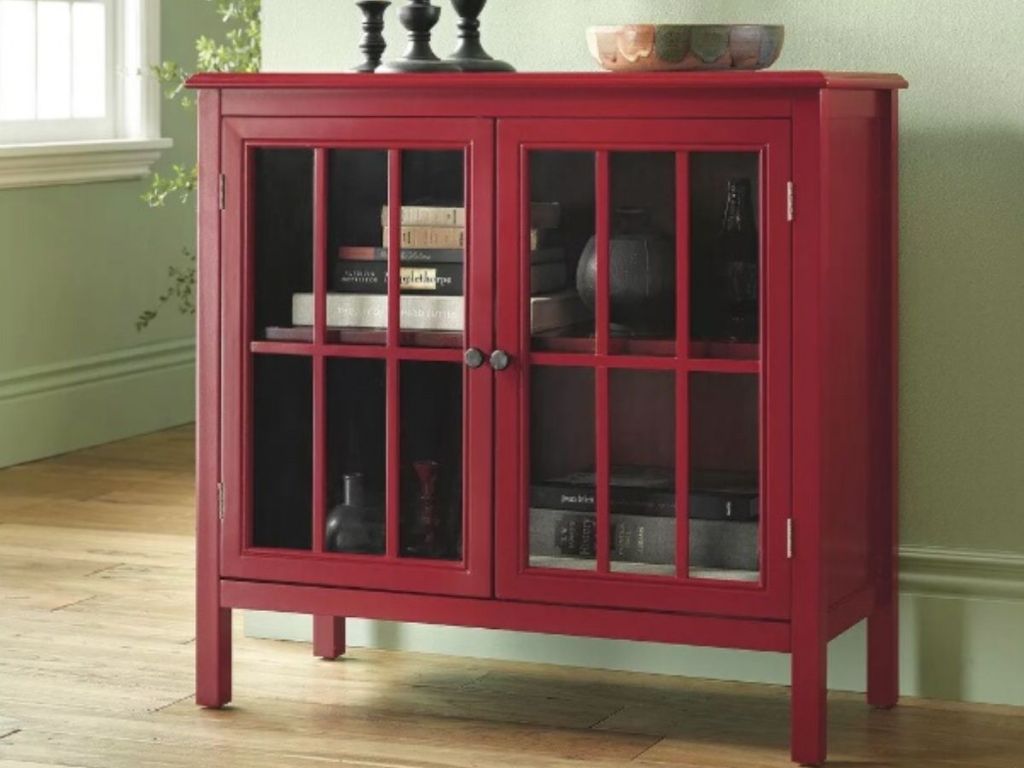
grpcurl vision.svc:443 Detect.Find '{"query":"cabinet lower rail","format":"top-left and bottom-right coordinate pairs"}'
top-left (220, 579), bottom-right (791, 653)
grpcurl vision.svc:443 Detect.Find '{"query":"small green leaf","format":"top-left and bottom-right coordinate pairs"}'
top-left (137, 0), bottom-right (260, 330)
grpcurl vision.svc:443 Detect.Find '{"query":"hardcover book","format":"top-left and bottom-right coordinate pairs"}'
top-left (382, 225), bottom-right (467, 250)
top-left (380, 205), bottom-right (466, 227)
top-left (531, 466), bottom-right (759, 521)
top-left (332, 260), bottom-right (567, 296)
top-left (338, 245), bottom-right (567, 266)
top-left (333, 262), bottom-right (463, 296)
top-left (528, 508), bottom-right (759, 570)
top-left (339, 246), bottom-right (464, 264)
top-left (529, 290), bottom-right (589, 333)
top-left (382, 226), bottom-right (542, 251)
top-left (379, 202), bottom-right (560, 229)
top-left (292, 291), bottom-right (590, 334)
top-left (292, 293), bottom-right (464, 331)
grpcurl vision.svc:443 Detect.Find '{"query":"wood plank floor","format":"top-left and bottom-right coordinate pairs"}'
top-left (0, 426), bottom-right (1021, 767)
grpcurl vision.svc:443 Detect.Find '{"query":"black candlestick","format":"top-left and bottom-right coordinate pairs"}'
top-left (354, 0), bottom-right (390, 72)
top-left (378, 0), bottom-right (459, 73)
top-left (447, 0), bottom-right (514, 71)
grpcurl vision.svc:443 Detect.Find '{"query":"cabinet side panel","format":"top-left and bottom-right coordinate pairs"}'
top-left (821, 91), bottom-right (886, 609)
top-left (195, 88), bottom-right (232, 705)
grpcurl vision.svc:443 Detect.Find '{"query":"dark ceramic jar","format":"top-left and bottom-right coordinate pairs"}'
top-left (325, 472), bottom-right (385, 554)
top-left (576, 208), bottom-right (675, 335)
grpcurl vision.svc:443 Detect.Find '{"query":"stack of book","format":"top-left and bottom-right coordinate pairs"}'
top-left (528, 466), bottom-right (759, 578)
top-left (291, 203), bottom-right (585, 333)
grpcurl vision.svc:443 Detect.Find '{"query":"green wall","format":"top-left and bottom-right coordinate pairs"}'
top-left (0, 0), bottom-right (221, 467)
top-left (256, 1), bottom-right (1024, 706)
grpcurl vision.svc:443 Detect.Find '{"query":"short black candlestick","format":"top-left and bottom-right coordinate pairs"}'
top-left (447, 0), bottom-right (514, 71)
top-left (354, 0), bottom-right (390, 72)
top-left (378, 0), bottom-right (459, 73)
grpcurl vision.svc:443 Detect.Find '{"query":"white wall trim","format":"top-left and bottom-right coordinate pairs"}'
top-left (900, 546), bottom-right (1024, 601)
top-left (0, 138), bottom-right (173, 190)
top-left (245, 545), bottom-right (1024, 706)
top-left (0, 337), bottom-right (194, 403)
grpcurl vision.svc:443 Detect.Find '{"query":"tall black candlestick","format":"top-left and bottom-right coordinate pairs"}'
top-left (354, 1), bottom-right (390, 72)
top-left (447, 0), bottom-right (514, 71)
top-left (378, 0), bottom-right (459, 73)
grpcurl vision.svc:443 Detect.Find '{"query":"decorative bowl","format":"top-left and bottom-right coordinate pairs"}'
top-left (586, 24), bottom-right (785, 72)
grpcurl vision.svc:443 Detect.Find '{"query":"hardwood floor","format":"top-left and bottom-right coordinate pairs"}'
top-left (0, 426), bottom-right (1021, 767)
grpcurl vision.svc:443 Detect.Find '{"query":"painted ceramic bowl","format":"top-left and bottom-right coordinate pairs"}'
top-left (586, 24), bottom-right (785, 72)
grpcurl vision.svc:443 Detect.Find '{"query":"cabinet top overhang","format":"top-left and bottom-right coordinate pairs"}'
top-left (187, 71), bottom-right (907, 92)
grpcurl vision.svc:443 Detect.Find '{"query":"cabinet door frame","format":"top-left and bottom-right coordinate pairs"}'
top-left (220, 116), bottom-right (495, 598)
top-left (494, 118), bottom-right (792, 618)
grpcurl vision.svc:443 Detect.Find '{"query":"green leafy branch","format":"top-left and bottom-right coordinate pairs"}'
top-left (143, 164), bottom-right (198, 207)
top-left (135, 249), bottom-right (197, 332)
top-left (137, 0), bottom-right (260, 330)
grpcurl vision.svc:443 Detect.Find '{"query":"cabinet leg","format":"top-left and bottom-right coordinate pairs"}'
top-left (867, 589), bottom-right (899, 709)
top-left (313, 615), bottom-right (346, 660)
top-left (791, 640), bottom-right (827, 766)
top-left (196, 606), bottom-right (232, 708)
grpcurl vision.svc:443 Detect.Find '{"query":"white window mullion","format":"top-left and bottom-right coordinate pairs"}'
top-left (69, 0), bottom-right (77, 119)
top-left (107, 0), bottom-right (119, 136)
top-left (33, 0), bottom-right (40, 120)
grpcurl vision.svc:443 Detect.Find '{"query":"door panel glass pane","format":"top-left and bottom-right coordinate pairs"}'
top-left (690, 152), bottom-right (760, 360)
top-left (255, 148), bottom-right (314, 342)
top-left (252, 355), bottom-right (312, 550)
top-left (325, 358), bottom-right (386, 555)
top-left (399, 361), bottom-right (463, 560)
top-left (37, 0), bottom-right (71, 119)
top-left (398, 150), bottom-right (466, 348)
top-left (327, 149), bottom-right (388, 346)
top-left (606, 152), bottom-right (677, 355)
top-left (0, 1), bottom-right (37, 119)
top-left (71, 1), bottom-right (106, 118)
top-left (528, 151), bottom-right (594, 352)
top-left (528, 366), bottom-right (596, 571)
top-left (689, 373), bottom-right (760, 581)
top-left (609, 369), bottom-right (676, 575)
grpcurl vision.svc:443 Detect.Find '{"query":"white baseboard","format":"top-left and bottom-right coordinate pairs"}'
top-left (0, 338), bottom-right (195, 468)
top-left (901, 546), bottom-right (1024, 601)
top-left (245, 546), bottom-right (1024, 707)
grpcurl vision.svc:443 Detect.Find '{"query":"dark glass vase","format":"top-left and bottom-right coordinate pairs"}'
top-left (325, 472), bottom-right (385, 554)
top-left (714, 178), bottom-right (759, 342)
top-left (576, 208), bottom-right (675, 336)
top-left (402, 459), bottom-right (445, 557)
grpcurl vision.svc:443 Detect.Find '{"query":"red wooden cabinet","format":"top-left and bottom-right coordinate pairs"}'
top-left (189, 71), bottom-right (906, 766)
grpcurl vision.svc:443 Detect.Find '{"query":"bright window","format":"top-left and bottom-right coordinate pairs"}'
top-left (0, 0), bottom-right (159, 144)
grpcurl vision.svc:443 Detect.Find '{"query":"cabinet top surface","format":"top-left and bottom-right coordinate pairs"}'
top-left (187, 70), bottom-right (907, 92)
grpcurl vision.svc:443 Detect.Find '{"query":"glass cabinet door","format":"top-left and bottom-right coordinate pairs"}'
top-left (496, 119), bottom-right (791, 617)
top-left (221, 118), bottom-right (493, 598)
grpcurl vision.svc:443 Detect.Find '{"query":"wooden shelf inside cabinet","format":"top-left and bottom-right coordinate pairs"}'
top-left (190, 70), bottom-right (905, 767)
top-left (261, 326), bottom-right (464, 349)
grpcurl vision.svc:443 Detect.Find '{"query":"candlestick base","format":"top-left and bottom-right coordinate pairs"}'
top-left (446, 0), bottom-right (515, 72)
top-left (378, 0), bottom-right (460, 74)
top-left (449, 54), bottom-right (515, 72)
top-left (377, 57), bottom-right (460, 73)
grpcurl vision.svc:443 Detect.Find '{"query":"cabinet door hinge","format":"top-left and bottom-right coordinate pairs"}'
top-left (786, 181), bottom-right (794, 222)
top-left (786, 518), bottom-right (794, 559)
top-left (218, 174), bottom-right (226, 211)
top-left (217, 481), bottom-right (225, 521)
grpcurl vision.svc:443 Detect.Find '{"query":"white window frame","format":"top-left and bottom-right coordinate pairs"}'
top-left (0, 0), bottom-right (171, 189)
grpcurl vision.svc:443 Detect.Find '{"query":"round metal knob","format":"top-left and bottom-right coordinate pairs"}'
top-left (489, 349), bottom-right (511, 371)
top-left (464, 347), bottom-right (485, 369)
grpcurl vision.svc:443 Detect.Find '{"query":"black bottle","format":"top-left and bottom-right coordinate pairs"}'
top-left (714, 178), bottom-right (759, 342)
top-left (325, 472), bottom-right (385, 555)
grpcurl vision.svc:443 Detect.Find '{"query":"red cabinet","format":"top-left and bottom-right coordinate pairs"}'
top-left (190, 71), bottom-right (906, 766)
